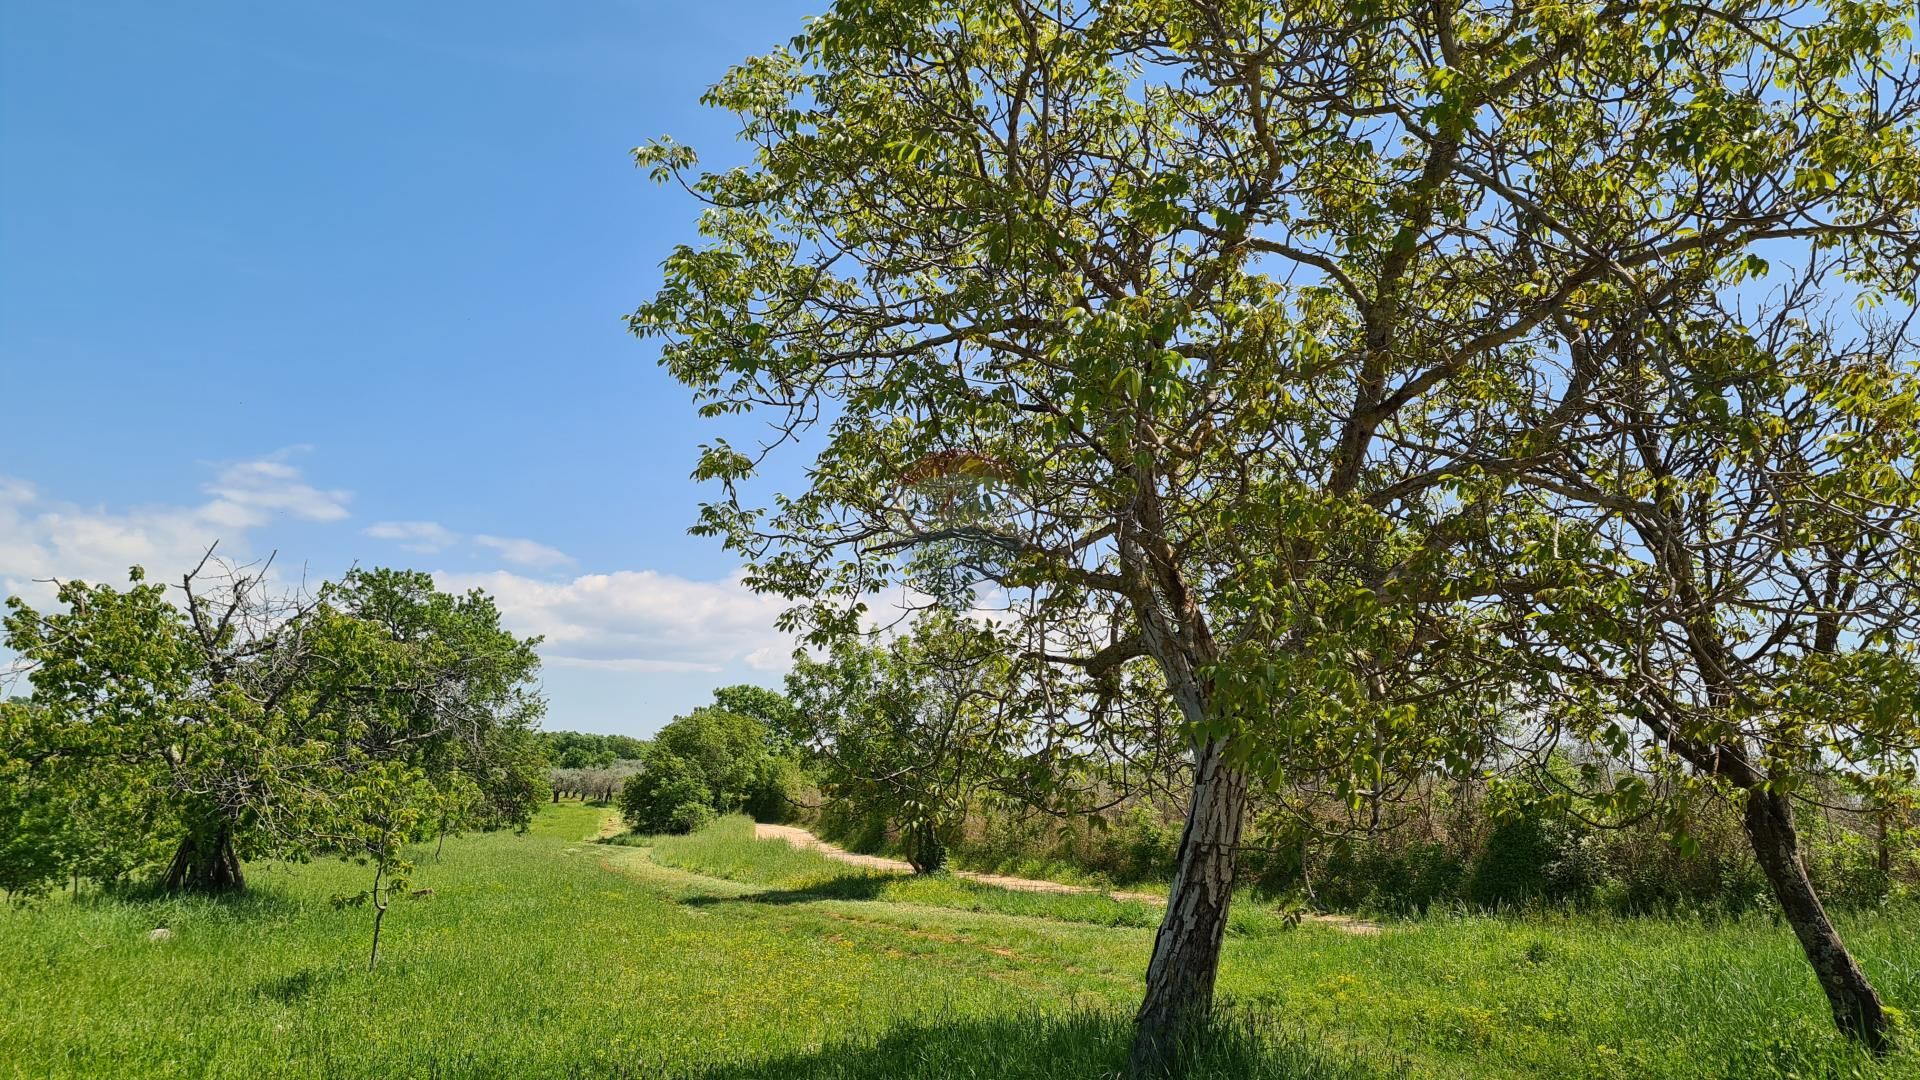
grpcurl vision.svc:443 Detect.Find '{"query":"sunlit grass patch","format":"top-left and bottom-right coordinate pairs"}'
top-left (4, 804), bottom-right (1917, 1079)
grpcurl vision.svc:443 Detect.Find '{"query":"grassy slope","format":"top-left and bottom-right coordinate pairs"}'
top-left (0, 805), bottom-right (1913, 1079)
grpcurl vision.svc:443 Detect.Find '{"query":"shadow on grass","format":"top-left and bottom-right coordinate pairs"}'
top-left (679, 873), bottom-right (894, 907)
top-left (254, 965), bottom-right (340, 1004)
top-left (87, 882), bottom-right (306, 923)
top-left (614, 1008), bottom-right (1391, 1080)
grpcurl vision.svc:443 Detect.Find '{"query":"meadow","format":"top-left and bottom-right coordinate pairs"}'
top-left (3, 803), bottom-right (1916, 1079)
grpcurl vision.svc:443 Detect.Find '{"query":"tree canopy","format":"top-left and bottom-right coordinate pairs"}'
top-left (786, 613), bottom-right (1024, 872)
top-left (1, 559), bottom-right (546, 896)
top-left (635, 0), bottom-right (1920, 1061)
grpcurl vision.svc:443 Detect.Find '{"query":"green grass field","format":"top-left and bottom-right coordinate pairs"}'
top-left (3, 804), bottom-right (1916, 1079)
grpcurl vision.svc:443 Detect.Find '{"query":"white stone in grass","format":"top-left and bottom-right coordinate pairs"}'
top-left (147, 928), bottom-right (172, 942)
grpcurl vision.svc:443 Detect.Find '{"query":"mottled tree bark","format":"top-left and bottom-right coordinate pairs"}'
top-left (1742, 789), bottom-right (1889, 1054)
top-left (1130, 737), bottom-right (1248, 1076)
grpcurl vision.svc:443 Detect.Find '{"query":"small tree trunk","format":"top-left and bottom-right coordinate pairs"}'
top-left (163, 820), bottom-right (244, 893)
top-left (1131, 737), bottom-right (1248, 1076)
top-left (1875, 807), bottom-right (1891, 883)
top-left (906, 819), bottom-right (946, 874)
top-left (1742, 788), bottom-right (1889, 1053)
top-left (367, 860), bottom-right (389, 973)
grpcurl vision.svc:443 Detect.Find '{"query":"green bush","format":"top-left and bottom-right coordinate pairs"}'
top-left (1467, 815), bottom-right (1592, 909)
top-left (741, 755), bottom-right (808, 825)
top-left (1277, 839), bottom-right (1469, 915)
top-left (669, 800), bottom-right (718, 835)
top-left (1807, 822), bottom-right (1891, 908)
top-left (616, 702), bottom-right (805, 835)
top-left (1094, 804), bottom-right (1181, 884)
top-left (620, 750), bottom-right (714, 834)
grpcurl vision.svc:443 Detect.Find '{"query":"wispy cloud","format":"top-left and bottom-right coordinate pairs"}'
top-left (3, 459), bottom-right (827, 690)
top-left (432, 568), bottom-right (791, 675)
top-left (0, 452), bottom-right (348, 606)
top-left (472, 534), bottom-right (574, 569)
top-left (361, 521), bottom-right (574, 569)
top-left (202, 450), bottom-right (350, 525)
top-left (363, 520), bottom-right (458, 553)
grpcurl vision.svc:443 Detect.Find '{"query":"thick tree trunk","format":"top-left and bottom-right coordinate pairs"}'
top-left (163, 820), bottom-right (244, 893)
top-left (1131, 737), bottom-right (1248, 1076)
top-left (1742, 789), bottom-right (1889, 1053)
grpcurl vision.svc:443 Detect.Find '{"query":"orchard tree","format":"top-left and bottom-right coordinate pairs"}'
top-left (786, 612), bottom-right (1022, 872)
top-left (1, 555), bottom-right (546, 894)
top-left (317, 568), bottom-right (550, 833)
top-left (325, 760), bottom-right (441, 972)
top-left (1487, 290), bottom-right (1920, 1049)
top-left (633, 0), bottom-right (1920, 1063)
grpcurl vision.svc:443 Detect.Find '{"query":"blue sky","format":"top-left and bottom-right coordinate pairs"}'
top-left (0, 0), bottom-right (826, 736)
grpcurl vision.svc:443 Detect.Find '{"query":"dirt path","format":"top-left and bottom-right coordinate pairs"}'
top-left (753, 822), bottom-right (1383, 934)
top-left (755, 823), bottom-right (1164, 903)
top-left (595, 809), bottom-right (625, 839)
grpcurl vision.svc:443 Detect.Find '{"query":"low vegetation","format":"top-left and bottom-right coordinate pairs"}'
top-left (616, 692), bottom-right (805, 835)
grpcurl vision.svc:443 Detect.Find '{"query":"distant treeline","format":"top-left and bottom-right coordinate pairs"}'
top-left (536, 730), bottom-right (649, 769)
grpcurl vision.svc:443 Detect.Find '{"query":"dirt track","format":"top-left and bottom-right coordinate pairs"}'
top-left (752, 822), bottom-right (1383, 934)
top-left (754, 823), bottom-right (1165, 902)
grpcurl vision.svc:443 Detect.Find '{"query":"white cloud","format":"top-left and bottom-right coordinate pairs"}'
top-left (472, 534), bottom-right (574, 569)
top-left (0, 454), bottom-right (349, 607)
top-left (426, 570), bottom-right (1002, 680)
top-left (1, 458), bottom-right (925, 692)
top-left (364, 520), bottom-right (458, 553)
top-left (742, 644), bottom-right (796, 672)
top-left (360, 522), bottom-right (573, 570)
top-left (432, 568), bottom-right (792, 675)
top-left (544, 655), bottom-right (726, 674)
top-left (202, 453), bottom-right (350, 524)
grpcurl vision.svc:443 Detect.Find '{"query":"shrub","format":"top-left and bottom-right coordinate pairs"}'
top-left (619, 750), bottom-right (713, 834)
top-left (669, 800), bottom-right (718, 835)
top-left (1095, 804), bottom-right (1181, 884)
top-left (1468, 815), bottom-right (1585, 909)
top-left (615, 697), bottom-right (804, 834)
top-left (742, 755), bottom-right (808, 825)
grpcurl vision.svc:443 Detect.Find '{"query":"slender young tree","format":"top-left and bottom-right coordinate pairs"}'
top-left (1487, 289), bottom-right (1920, 1050)
top-left (633, 0), bottom-right (1920, 1065)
